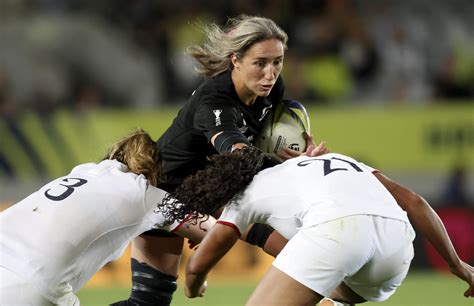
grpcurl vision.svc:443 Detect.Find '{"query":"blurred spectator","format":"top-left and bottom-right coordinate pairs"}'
top-left (440, 163), bottom-right (471, 207)
top-left (0, 70), bottom-right (49, 178)
top-left (0, 72), bottom-right (16, 178)
top-left (283, 0), bottom-right (380, 104)
top-left (286, 1), bottom-right (353, 103)
top-left (335, 0), bottom-right (379, 102)
top-left (2, 0), bottom-right (474, 107)
top-left (434, 45), bottom-right (474, 100)
top-left (0, 10), bottom-right (164, 109)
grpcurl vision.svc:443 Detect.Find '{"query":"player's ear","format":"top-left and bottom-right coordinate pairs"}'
top-left (231, 54), bottom-right (240, 70)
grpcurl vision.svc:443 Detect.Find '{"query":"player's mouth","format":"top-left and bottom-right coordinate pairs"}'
top-left (260, 84), bottom-right (273, 92)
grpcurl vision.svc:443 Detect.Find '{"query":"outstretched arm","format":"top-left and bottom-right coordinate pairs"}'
top-left (374, 172), bottom-right (474, 298)
top-left (185, 223), bottom-right (239, 298)
top-left (173, 215), bottom-right (216, 244)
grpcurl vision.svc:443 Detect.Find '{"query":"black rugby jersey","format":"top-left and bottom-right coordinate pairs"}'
top-left (157, 70), bottom-right (284, 188)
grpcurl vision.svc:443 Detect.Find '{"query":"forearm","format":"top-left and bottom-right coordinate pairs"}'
top-left (405, 195), bottom-right (460, 268)
top-left (175, 215), bottom-right (216, 244)
top-left (184, 224), bottom-right (239, 297)
top-left (376, 172), bottom-right (473, 297)
top-left (375, 172), bottom-right (461, 269)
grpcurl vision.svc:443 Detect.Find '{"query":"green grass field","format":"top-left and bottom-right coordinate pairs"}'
top-left (77, 271), bottom-right (472, 306)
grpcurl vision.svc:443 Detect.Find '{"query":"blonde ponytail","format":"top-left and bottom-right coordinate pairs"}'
top-left (104, 128), bottom-right (161, 186)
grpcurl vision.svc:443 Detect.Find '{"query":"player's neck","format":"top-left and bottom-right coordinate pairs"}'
top-left (232, 70), bottom-right (257, 106)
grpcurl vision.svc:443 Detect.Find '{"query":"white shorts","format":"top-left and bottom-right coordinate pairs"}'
top-left (0, 266), bottom-right (80, 306)
top-left (272, 215), bottom-right (415, 302)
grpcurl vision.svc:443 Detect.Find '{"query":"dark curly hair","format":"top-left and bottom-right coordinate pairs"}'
top-left (156, 146), bottom-right (279, 225)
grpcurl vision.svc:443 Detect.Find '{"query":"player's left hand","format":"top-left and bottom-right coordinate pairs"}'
top-left (276, 131), bottom-right (314, 160)
top-left (302, 132), bottom-right (330, 157)
top-left (304, 141), bottom-right (330, 157)
top-left (276, 132), bottom-right (330, 160)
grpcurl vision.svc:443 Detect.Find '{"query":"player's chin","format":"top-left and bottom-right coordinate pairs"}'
top-left (257, 88), bottom-right (272, 97)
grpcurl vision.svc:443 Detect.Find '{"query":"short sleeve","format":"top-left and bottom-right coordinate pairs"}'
top-left (359, 162), bottom-right (379, 173)
top-left (143, 185), bottom-right (180, 232)
top-left (218, 198), bottom-right (261, 237)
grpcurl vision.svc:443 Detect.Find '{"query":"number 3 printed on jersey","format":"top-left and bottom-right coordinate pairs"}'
top-left (44, 177), bottom-right (88, 201)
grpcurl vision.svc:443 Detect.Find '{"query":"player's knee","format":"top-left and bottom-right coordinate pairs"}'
top-left (245, 223), bottom-right (274, 248)
top-left (111, 258), bottom-right (177, 306)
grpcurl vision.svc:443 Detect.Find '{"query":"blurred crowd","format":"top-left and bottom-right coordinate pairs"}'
top-left (1, 0), bottom-right (474, 113)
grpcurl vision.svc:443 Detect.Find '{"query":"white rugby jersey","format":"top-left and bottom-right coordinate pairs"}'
top-left (0, 160), bottom-right (177, 303)
top-left (219, 153), bottom-right (409, 239)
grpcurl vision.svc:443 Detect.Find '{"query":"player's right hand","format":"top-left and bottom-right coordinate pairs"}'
top-left (276, 147), bottom-right (300, 160)
top-left (185, 280), bottom-right (208, 298)
top-left (450, 260), bottom-right (474, 297)
top-left (198, 280), bottom-right (208, 297)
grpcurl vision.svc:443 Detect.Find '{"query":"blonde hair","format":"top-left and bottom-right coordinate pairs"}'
top-left (186, 15), bottom-right (288, 77)
top-left (104, 128), bottom-right (161, 186)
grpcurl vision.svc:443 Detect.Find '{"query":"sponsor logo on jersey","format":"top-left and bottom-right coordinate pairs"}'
top-left (213, 109), bottom-right (222, 126)
top-left (259, 105), bottom-right (272, 121)
top-left (289, 143), bottom-right (300, 151)
top-left (239, 115), bottom-right (248, 133)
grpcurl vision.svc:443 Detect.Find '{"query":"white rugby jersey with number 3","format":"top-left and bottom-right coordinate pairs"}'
top-left (218, 153), bottom-right (409, 239)
top-left (0, 159), bottom-right (176, 303)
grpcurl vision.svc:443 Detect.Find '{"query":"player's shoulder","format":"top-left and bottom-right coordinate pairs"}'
top-left (69, 162), bottom-right (99, 173)
top-left (70, 160), bottom-right (126, 175)
top-left (193, 71), bottom-right (234, 98)
top-left (69, 160), bottom-right (147, 191)
top-left (277, 153), bottom-right (353, 168)
top-left (191, 87), bottom-right (240, 115)
top-left (291, 153), bottom-right (376, 174)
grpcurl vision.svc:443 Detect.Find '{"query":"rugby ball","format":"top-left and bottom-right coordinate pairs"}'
top-left (255, 99), bottom-right (311, 153)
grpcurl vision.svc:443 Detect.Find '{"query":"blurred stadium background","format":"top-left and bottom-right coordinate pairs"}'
top-left (0, 0), bottom-right (473, 305)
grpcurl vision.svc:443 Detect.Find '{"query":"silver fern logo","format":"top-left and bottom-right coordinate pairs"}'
top-left (239, 116), bottom-right (248, 133)
top-left (259, 105), bottom-right (272, 121)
